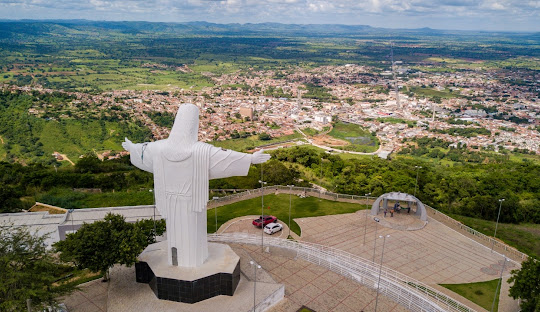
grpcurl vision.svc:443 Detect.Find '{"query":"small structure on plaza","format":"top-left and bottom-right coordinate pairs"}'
top-left (123, 103), bottom-right (270, 303)
top-left (370, 192), bottom-right (427, 221)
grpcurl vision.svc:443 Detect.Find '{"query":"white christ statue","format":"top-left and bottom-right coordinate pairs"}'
top-left (122, 104), bottom-right (270, 268)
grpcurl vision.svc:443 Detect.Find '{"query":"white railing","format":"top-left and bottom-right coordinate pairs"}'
top-left (209, 233), bottom-right (476, 312)
top-left (210, 186), bottom-right (529, 262)
top-left (210, 185), bottom-right (371, 205)
top-left (423, 206), bottom-right (528, 262)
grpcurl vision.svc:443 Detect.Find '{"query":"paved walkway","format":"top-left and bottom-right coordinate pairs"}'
top-left (219, 215), bottom-right (300, 240)
top-left (296, 210), bottom-right (521, 311)
top-left (232, 243), bottom-right (407, 312)
top-left (60, 210), bottom-right (522, 311)
top-left (60, 278), bottom-right (108, 312)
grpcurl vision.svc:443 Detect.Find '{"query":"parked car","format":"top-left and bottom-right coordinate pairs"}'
top-left (264, 222), bottom-right (283, 235)
top-left (252, 215), bottom-right (277, 228)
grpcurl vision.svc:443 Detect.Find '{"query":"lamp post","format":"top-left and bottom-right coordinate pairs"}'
top-left (150, 189), bottom-right (156, 239)
top-left (491, 198), bottom-right (505, 252)
top-left (319, 158), bottom-right (323, 201)
top-left (249, 261), bottom-right (261, 312)
top-left (259, 179), bottom-right (267, 252)
top-left (320, 157), bottom-right (323, 181)
top-left (372, 217), bottom-right (380, 262)
top-left (213, 196), bottom-right (220, 233)
top-left (414, 166), bottom-right (422, 197)
top-left (491, 256), bottom-right (507, 312)
top-left (287, 185), bottom-right (294, 238)
top-left (374, 235), bottom-right (390, 312)
top-left (68, 209), bottom-right (74, 233)
top-left (363, 193), bottom-right (371, 245)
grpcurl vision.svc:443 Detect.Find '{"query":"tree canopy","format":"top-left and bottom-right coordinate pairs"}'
top-left (54, 213), bottom-right (165, 280)
top-left (0, 226), bottom-right (76, 311)
top-left (508, 257), bottom-right (540, 312)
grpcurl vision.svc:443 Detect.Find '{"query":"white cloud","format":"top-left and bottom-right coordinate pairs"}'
top-left (0, 0), bottom-right (537, 31)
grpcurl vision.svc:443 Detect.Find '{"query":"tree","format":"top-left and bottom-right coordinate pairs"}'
top-left (0, 226), bottom-right (76, 311)
top-left (508, 257), bottom-right (540, 312)
top-left (0, 184), bottom-right (23, 213)
top-left (258, 132), bottom-right (272, 141)
top-left (54, 213), bottom-right (165, 280)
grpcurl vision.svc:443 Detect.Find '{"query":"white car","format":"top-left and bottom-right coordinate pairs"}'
top-left (264, 222), bottom-right (283, 235)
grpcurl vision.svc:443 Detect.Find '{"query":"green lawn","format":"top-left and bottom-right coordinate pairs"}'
top-left (328, 122), bottom-right (378, 153)
top-left (440, 279), bottom-right (500, 311)
top-left (409, 86), bottom-right (464, 99)
top-left (207, 193), bottom-right (365, 235)
top-left (37, 189), bottom-right (154, 209)
top-left (211, 132), bottom-right (303, 152)
top-left (302, 128), bottom-right (320, 136)
top-left (448, 214), bottom-right (540, 258)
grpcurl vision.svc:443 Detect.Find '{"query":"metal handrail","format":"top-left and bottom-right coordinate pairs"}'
top-left (209, 233), bottom-right (476, 312)
top-left (210, 186), bottom-right (528, 262)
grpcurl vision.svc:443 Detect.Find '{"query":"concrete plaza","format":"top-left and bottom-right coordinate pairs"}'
top-left (61, 210), bottom-right (521, 311)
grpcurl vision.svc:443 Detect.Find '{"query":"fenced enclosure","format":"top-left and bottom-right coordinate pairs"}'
top-left (208, 185), bottom-right (527, 263)
top-left (209, 233), bottom-right (476, 312)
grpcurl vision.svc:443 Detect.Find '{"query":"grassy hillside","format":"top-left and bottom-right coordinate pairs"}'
top-left (449, 214), bottom-right (540, 258)
top-left (328, 122), bottom-right (379, 153)
top-left (0, 90), bottom-right (152, 165)
top-left (207, 193), bottom-right (365, 235)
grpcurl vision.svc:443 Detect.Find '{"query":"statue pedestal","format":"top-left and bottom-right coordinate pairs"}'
top-left (135, 241), bottom-right (240, 303)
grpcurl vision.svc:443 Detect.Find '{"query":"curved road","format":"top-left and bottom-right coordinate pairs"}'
top-left (295, 126), bottom-right (386, 156)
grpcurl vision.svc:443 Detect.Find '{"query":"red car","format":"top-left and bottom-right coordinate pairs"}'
top-left (252, 215), bottom-right (277, 228)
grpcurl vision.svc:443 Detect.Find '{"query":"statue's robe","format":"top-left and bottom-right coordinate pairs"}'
top-left (129, 140), bottom-right (252, 267)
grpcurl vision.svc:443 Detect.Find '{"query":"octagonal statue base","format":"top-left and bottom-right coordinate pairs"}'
top-left (135, 241), bottom-right (240, 304)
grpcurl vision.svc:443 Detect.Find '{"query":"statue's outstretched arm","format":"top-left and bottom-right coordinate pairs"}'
top-left (123, 137), bottom-right (154, 173)
top-left (209, 146), bottom-right (270, 180)
top-left (251, 149), bottom-right (271, 164)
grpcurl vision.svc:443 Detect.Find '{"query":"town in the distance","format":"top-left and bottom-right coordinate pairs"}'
top-left (0, 19), bottom-right (539, 312)
top-left (6, 58), bottom-right (538, 160)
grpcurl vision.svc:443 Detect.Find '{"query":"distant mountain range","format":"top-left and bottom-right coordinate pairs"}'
top-left (0, 19), bottom-right (537, 39)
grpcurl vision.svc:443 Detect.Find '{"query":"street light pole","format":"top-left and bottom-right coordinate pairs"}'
top-left (414, 166), bottom-right (422, 197)
top-left (374, 235), bottom-right (390, 312)
top-left (320, 157), bottom-right (323, 181)
top-left (213, 196), bottom-right (220, 233)
top-left (259, 174), bottom-right (267, 252)
top-left (68, 209), bottom-right (74, 233)
top-left (319, 158), bottom-right (323, 201)
top-left (372, 218), bottom-right (380, 262)
top-left (150, 189), bottom-right (156, 239)
top-left (492, 198), bottom-right (505, 252)
top-left (249, 261), bottom-right (261, 312)
top-left (490, 256), bottom-right (507, 312)
top-left (363, 193), bottom-right (371, 245)
top-left (287, 185), bottom-right (294, 238)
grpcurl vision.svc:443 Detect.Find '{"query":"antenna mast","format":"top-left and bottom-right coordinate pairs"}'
top-left (391, 43), bottom-right (400, 109)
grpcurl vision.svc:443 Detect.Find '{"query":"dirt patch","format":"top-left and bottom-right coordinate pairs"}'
top-left (311, 134), bottom-right (349, 147)
top-left (29, 202), bottom-right (67, 214)
top-left (53, 152), bottom-right (75, 166)
top-left (0, 136), bottom-right (4, 144)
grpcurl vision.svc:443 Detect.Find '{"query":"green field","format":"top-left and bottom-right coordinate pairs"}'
top-left (211, 132), bottom-right (303, 152)
top-left (409, 86), bottom-right (464, 99)
top-left (37, 189), bottom-right (154, 209)
top-left (440, 279), bottom-right (500, 311)
top-left (207, 193), bottom-right (365, 235)
top-left (448, 214), bottom-right (540, 258)
top-left (301, 128), bottom-right (320, 136)
top-left (328, 122), bottom-right (379, 153)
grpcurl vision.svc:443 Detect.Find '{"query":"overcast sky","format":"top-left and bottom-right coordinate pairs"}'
top-left (0, 0), bottom-right (538, 32)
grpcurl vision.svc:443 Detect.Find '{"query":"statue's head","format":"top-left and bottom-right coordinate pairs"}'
top-left (171, 104), bottom-right (199, 143)
top-left (163, 103), bottom-right (200, 161)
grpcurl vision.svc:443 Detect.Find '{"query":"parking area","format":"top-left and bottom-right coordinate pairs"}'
top-left (219, 215), bottom-right (290, 239)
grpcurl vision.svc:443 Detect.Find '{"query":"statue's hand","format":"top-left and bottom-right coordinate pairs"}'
top-left (251, 149), bottom-right (271, 164)
top-left (122, 137), bottom-right (132, 152)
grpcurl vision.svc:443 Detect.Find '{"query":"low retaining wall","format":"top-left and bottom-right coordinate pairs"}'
top-left (208, 186), bottom-right (528, 263)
